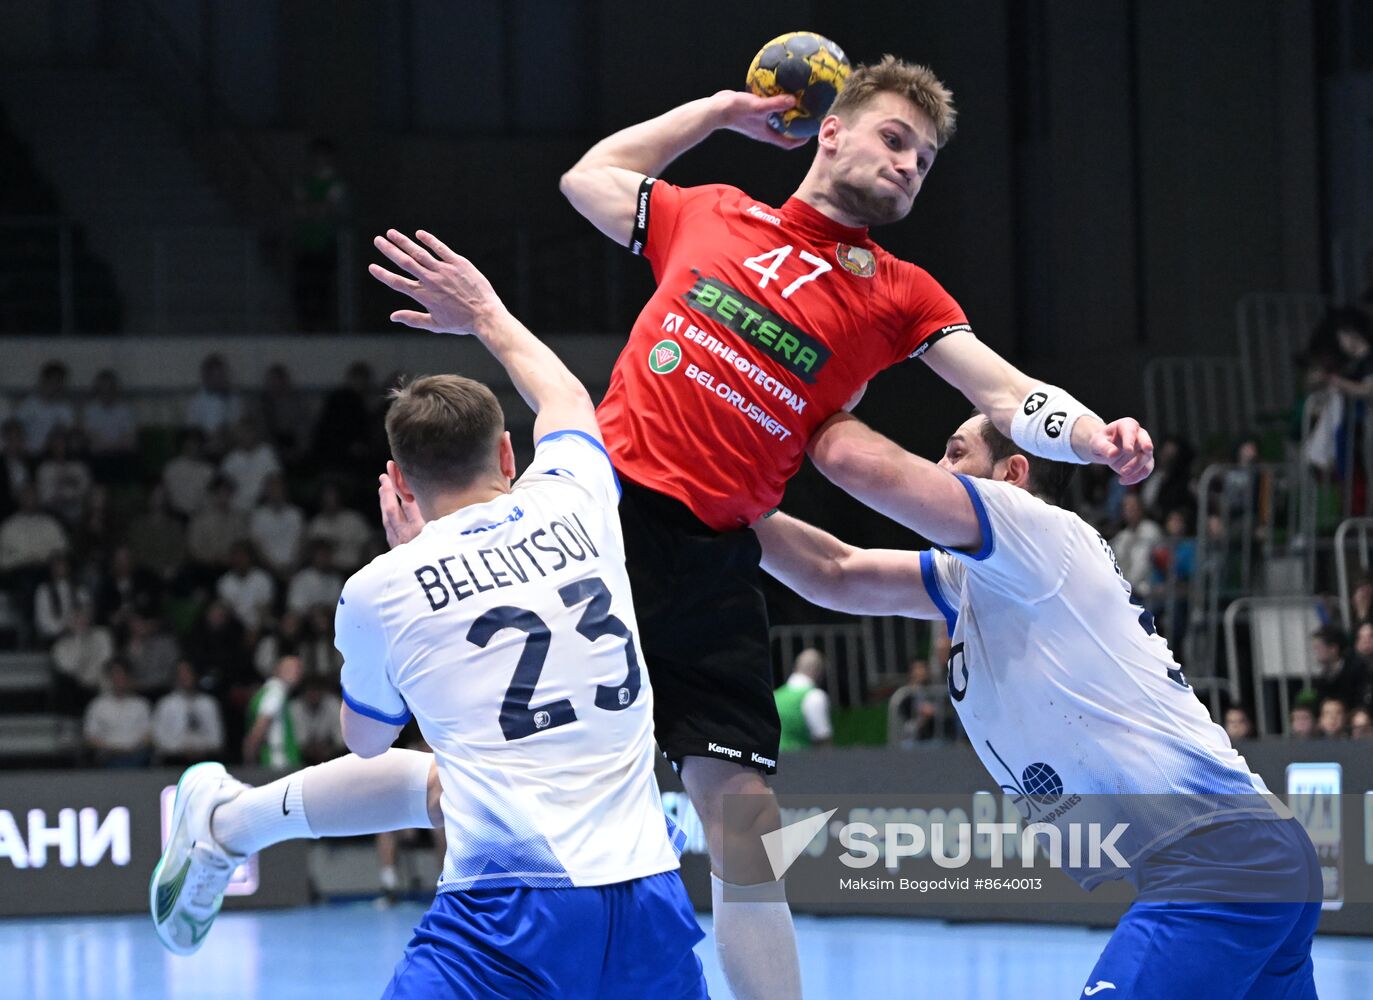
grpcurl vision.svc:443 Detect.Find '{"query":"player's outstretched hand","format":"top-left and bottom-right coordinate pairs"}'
top-left (368, 229), bottom-right (506, 334)
top-left (379, 462), bottom-right (425, 548)
top-left (716, 91), bottom-right (813, 150)
top-left (1088, 418), bottom-right (1155, 486)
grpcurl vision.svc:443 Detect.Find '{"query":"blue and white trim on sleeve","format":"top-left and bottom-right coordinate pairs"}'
top-left (919, 550), bottom-right (959, 634)
top-left (341, 686), bottom-right (412, 727)
top-left (534, 429), bottom-right (622, 497)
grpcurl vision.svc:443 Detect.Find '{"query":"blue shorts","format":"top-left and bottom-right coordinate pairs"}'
top-left (1084, 818), bottom-right (1321, 1000)
top-left (381, 870), bottom-right (708, 1000)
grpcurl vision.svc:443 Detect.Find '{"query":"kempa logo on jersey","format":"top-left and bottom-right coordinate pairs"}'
top-left (746, 204), bottom-right (781, 226)
top-left (648, 339), bottom-right (681, 374)
top-left (835, 244), bottom-right (876, 277)
top-left (683, 273), bottom-right (832, 383)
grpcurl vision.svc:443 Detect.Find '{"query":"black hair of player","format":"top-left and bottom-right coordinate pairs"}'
top-left (972, 409), bottom-right (1076, 507)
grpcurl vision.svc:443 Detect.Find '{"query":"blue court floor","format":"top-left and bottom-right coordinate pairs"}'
top-left (3, 903), bottom-right (1370, 999)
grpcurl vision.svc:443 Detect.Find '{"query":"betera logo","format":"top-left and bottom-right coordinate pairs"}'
top-left (707, 742), bottom-right (742, 760)
top-left (1023, 392), bottom-right (1048, 415)
top-left (1044, 411), bottom-right (1067, 438)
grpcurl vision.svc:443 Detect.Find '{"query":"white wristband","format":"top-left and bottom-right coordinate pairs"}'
top-left (1010, 386), bottom-right (1098, 464)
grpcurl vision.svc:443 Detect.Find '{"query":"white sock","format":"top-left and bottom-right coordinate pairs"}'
top-left (711, 873), bottom-right (803, 1000)
top-left (211, 749), bottom-right (435, 856)
top-left (211, 772), bottom-right (313, 857)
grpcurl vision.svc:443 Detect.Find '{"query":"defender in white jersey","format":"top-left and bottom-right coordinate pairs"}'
top-left (756, 410), bottom-right (1321, 1000)
top-left (151, 230), bottom-right (707, 999)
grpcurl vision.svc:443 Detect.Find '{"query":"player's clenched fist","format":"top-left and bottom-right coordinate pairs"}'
top-left (1086, 418), bottom-right (1154, 486)
top-left (368, 229), bottom-right (508, 335)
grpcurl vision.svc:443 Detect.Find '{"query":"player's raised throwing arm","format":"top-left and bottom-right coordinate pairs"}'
top-left (369, 229), bottom-right (597, 443)
top-left (559, 91), bottom-right (806, 247)
top-left (919, 331), bottom-right (1155, 485)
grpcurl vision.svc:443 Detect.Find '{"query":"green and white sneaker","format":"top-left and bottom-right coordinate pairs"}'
top-left (149, 762), bottom-right (247, 955)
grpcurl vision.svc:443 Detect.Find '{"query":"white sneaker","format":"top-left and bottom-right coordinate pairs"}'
top-left (149, 762), bottom-right (247, 955)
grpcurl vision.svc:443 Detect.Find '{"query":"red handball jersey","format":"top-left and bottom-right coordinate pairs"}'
top-left (596, 179), bottom-right (970, 530)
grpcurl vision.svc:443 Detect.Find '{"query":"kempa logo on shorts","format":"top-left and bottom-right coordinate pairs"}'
top-left (648, 339), bottom-right (682, 375)
top-left (751, 752), bottom-right (776, 767)
top-left (707, 742), bottom-right (742, 760)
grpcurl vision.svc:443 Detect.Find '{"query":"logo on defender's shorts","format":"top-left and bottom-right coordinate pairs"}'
top-left (707, 741), bottom-right (742, 760)
top-left (649, 339), bottom-right (682, 375)
top-left (835, 244), bottom-right (876, 277)
top-left (1024, 391), bottom-right (1048, 415)
top-left (751, 752), bottom-right (776, 767)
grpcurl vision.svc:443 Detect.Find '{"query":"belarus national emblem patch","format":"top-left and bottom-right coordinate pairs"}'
top-left (835, 244), bottom-right (876, 277)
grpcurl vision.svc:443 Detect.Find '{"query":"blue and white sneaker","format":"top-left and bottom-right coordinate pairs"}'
top-left (149, 762), bottom-right (247, 955)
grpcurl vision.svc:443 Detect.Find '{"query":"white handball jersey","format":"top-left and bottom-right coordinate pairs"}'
top-left (338, 431), bottom-right (680, 892)
top-left (920, 475), bottom-right (1282, 887)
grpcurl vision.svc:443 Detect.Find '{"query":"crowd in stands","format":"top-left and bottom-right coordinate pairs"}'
top-left (0, 354), bottom-right (394, 768)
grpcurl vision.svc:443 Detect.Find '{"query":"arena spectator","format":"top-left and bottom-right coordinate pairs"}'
top-left (184, 353), bottom-right (243, 452)
top-left (1351, 573), bottom-right (1373, 627)
top-left (52, 603), bottom-right (114, 712)
top-left (216, 541), bottom-right (275, 632)
top-left (124, 611), bottom-right (180, 696)
top-left (776, 647), bottom-right (833, 751)
top-left (1311, 623), bottom-right (1370, 710)
top-left (1351, 706), bottom-right (1373, 740)
top-left (291, 676), bottom-right (345, 765)
top-left (260, 362), bottom-right (312, 465)
top-left (162, 428), bottom-right (215, 517)
top-left (1288, 703), bottom-right (1316, 739)
top-left (311, 361), bottom-right (382, 472)
top-left (250, 472), bottom-right (304, 576)
top-left (75, 481), bottom-right (113, 556)
top-left (15, 361), bottom-right (76, 457)
top-left (1138, 435), bottom-right (1196, 521)
top-left (187, 476), bottom-right (250, 574)
top-left (220, 417), bottom-right (281, 513)
top-left (1110, 492), bottom-right (1162, 599)
top-left (286, 538), bottom-right (343, 615)
top-left (1317, 697), bottom-right (1348, 739)
top-left (94, 544), bottom-right (161, 633)
top-left (34, 426), bottom-right (93, 526)
top-left (1224, 706), bottom-right (1254, 743)
top-left (306, 480), bottom-right (373, 571)
top-left (1150, 507), bottom-right (1195, 642)
top-left (0, 418), bottom-right (32, 516)
top-left (33, 553), bottom-right (87, 643)
top-left (83, 657), bottom-right (152, 767)
top-left (0, 483), bottom-right (67, 585)
top-left (81, 369), bottom-right (138, 480)
top-left (894, 658), bottom-right (939, 745)
top-left (291, 137), bottom-right (349, 332)
top-left (254, 608), bottom-right (307, 678)
top-left (304, 604), bottom-right (343, 677)
top-left (244, 654), bottom-right (304, 768)
top-left (151, 660), bottom-right (224, 765)
top-left (123, 484), bottom-right (187, 583)
top-left (184, 599), bottom-right (254, 697)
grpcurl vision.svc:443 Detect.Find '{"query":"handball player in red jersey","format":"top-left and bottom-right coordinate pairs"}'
top-left (552, 55), bottom-right (1154, 1000)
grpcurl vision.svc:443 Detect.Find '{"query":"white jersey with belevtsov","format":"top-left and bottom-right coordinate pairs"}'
top-left (337, 431), bottom-right (680, 892)
top-left (920, 475), bottom-right (1280, 888)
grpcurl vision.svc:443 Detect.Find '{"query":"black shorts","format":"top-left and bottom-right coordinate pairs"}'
top-left (617, 476), bottom-right (779, 774)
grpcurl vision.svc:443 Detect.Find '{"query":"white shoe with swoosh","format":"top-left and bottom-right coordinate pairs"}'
top-left (149, 762), bottom-right (247, 955)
